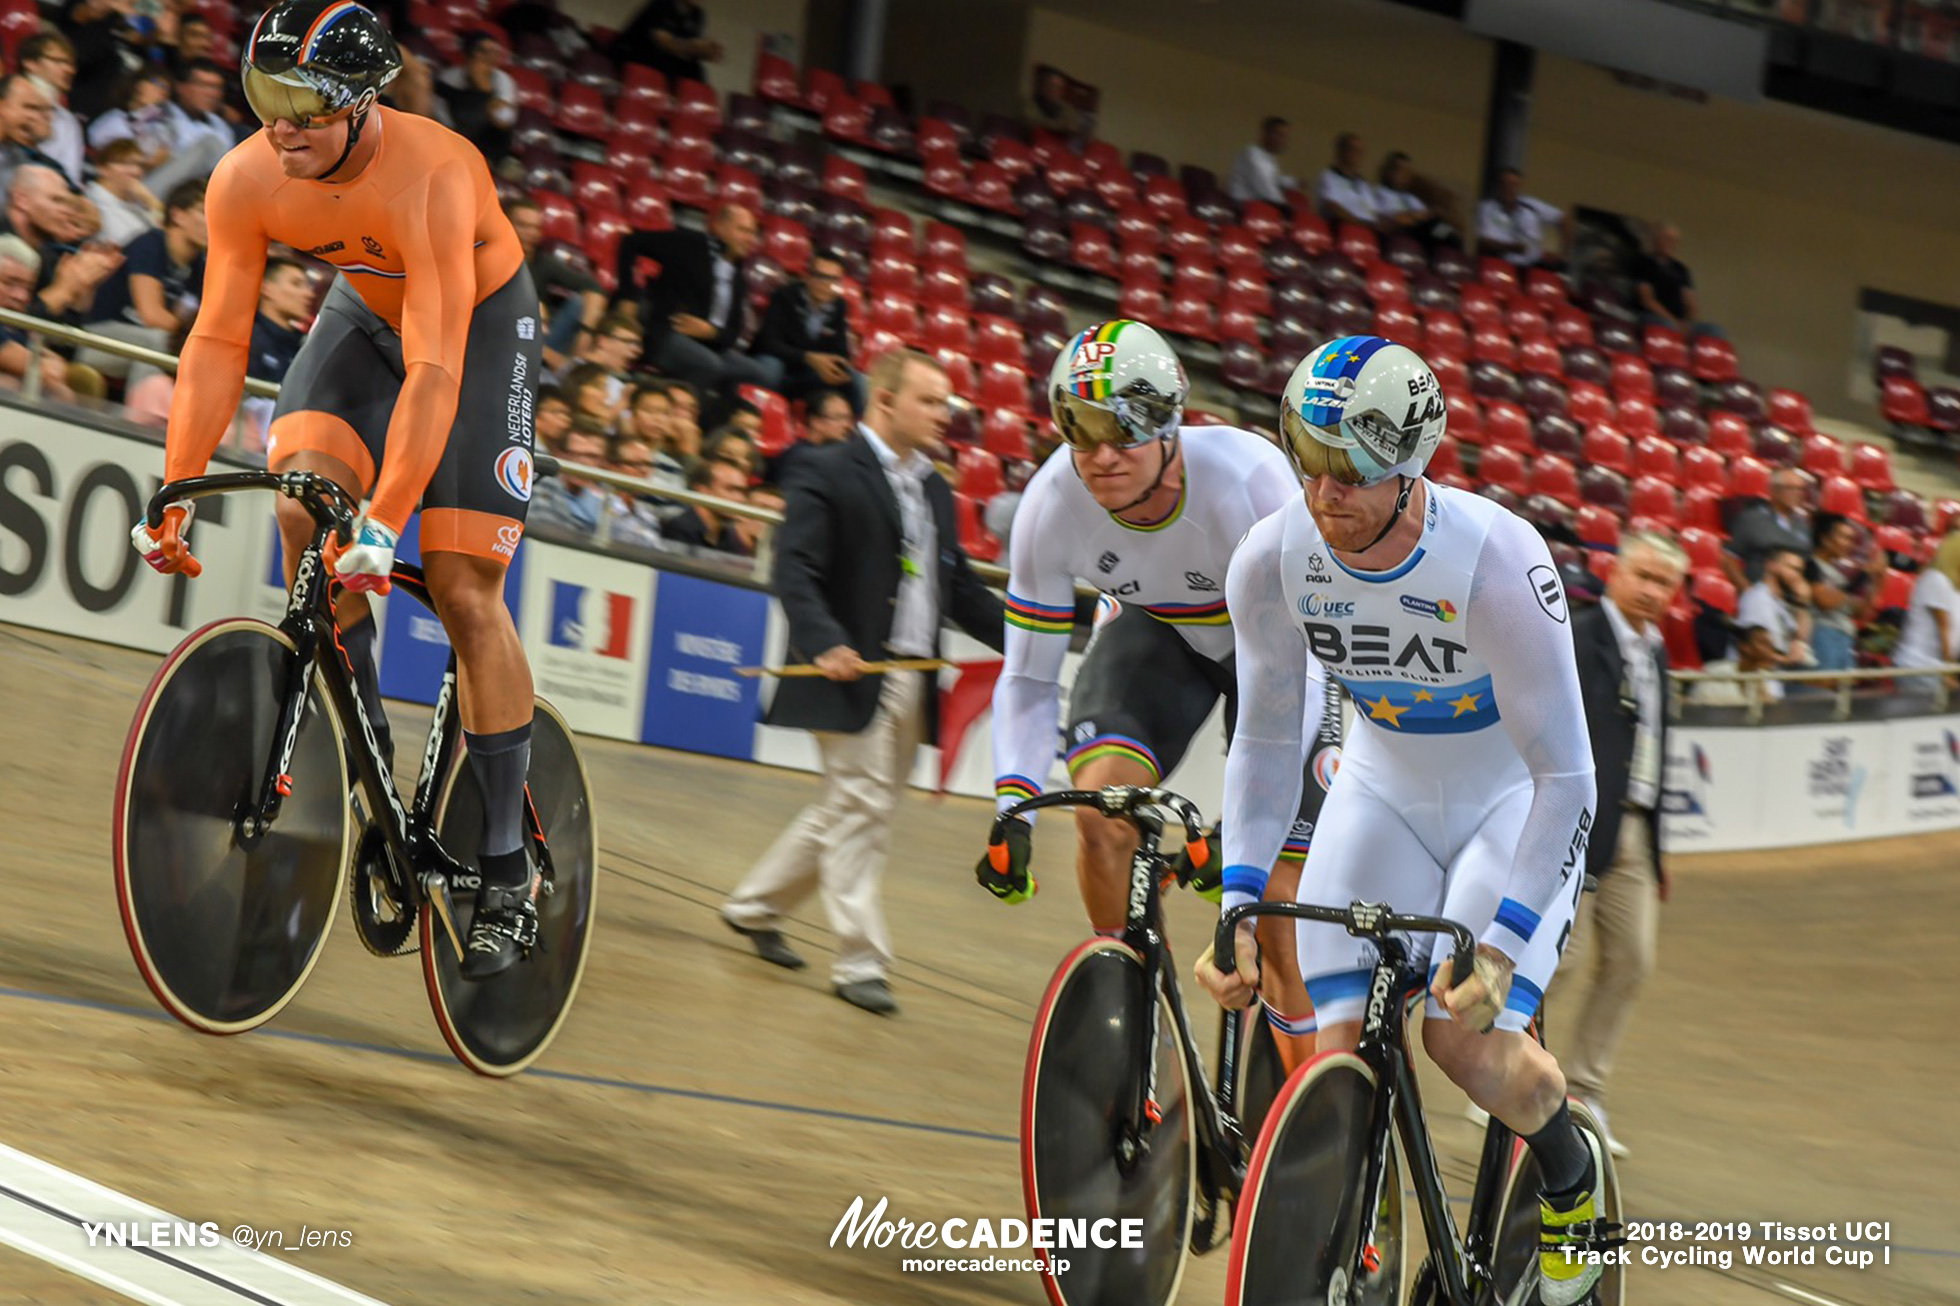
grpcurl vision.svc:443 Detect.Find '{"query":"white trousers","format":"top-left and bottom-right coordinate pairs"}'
top-left (725, 671), bottom-right (927, 984)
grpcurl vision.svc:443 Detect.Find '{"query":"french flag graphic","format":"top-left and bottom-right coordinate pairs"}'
top-left (549, 581), bottom-right (633, 658)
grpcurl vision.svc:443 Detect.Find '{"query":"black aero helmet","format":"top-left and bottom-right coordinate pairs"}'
top-left (242, 1), bottom-right (401, 132)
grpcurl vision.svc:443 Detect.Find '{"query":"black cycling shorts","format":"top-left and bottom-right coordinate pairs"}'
top-left (267, 265), bottom-right (540, 562)
top-left (1065, 600), bottom-right (1345, 860)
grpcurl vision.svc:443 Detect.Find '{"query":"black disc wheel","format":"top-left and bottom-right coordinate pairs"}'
top-left (1487, 1097), bottom-right (1624, 1306)
top-left (1021, 938), bottom-right (1195, 1306)
top-left (350, 823), bottom-right (417, 956)
top-left (1228, 1051), bottom-right (1405, 1306)
top-left (422, 698), bottom-right (597, 1077)
top-left (113, 619), bottom-right (350, 1034)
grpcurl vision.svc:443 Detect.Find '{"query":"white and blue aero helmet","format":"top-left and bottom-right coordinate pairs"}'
top-left (1280, 336), bottom-right (1447, 487)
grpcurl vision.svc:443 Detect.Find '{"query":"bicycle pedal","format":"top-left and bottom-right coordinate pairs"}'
top-left (1143, 1098), bottom-right (1163, 1125)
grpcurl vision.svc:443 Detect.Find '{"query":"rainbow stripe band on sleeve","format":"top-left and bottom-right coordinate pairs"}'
top-left (995, 775), bottom-right (1043, 804)
top-left (1277, 831), bottom-right (1311, 863)
top-left (1141, 597), bottom-right (1231, 626)
top-left (1065, 734), bottom-right (1162, 781)
top-left (1005, 593), bottom-right (1074, 635)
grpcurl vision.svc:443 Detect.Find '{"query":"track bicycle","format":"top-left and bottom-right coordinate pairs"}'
top-left (1000, 785), bottom-right (1345, 1306)
top-left (112, 466), bottom-right (598, 1077)
top-left (1215, 899), bottom-right (1625, 1306)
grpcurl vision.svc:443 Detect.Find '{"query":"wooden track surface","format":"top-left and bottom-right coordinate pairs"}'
top-left (0, 622), bottom-right (1950, 1306)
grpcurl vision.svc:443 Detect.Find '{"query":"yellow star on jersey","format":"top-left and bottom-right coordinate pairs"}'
top-left (1368, 695), bottom-right (1411, 728)
top-left (1412, 689), bottom-right (1436, 703)
top-left (1450, 691), bottom-right (1483, 718)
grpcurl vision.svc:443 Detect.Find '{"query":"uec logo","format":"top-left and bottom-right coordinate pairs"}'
top-left (495, 447), bottom-right (534, 502)
top-left (1299, 592), bottom-right (1355, 619)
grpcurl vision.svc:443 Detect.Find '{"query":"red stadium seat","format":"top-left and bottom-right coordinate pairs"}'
top-left (1166, 215), bottom-right (1213, 261)
top-left (1218, 225), bottom-right (1263, 271)
top-left (1377, 303), bottom-right (1421, 345)
top-left (1692, 569), bottom-right (1738, 618)
top-left (980, 409), bottom-right (1032, 461)
top-left (1458, 283), bottom-right (1503, 328)
top-left (1422, 312), bottom-right (1470, 363)
top-left (1729, 456), bottom-right (1772, 500)
top-left (865, 295), bottom-right (919, 343)
top-left (1290, 211), bottom-right (1331, 255)
top-left (714, 164), bottom-right (763, 212)
top-left (1616, 396), bottom-right (1660, 438)
top-left (1070, 222), bottom-right (1116, 275)
top-left (1446, 391), bottom-right (1483, 445)
top-left (1117, 278), bottom-right (1166, 323)
top-left (1508, 305), bottom-right (1550, 341)
top-left (619, 62), bottom-right (670, 114)
top-left (1609, 354), bottom-right (1654, 402)
top-left (1881, 376), bottom-right (1930, 428)
top-left (1471, 327), bottom-right (1517, 368)
top-left (1138, 175), bottom-right (1186, 223)
top-left (967, 162), bottom-right (1014, 212)
top-left (1518, 338), bottom-right (1563, 377)
top-left (1583, 423), bottom-right (1633, 475)
top-left (1566, 381), bottom-right (1612, 427)
top-left (1690, 334), bottom-right (1738, 383)
top-left (1642, 324), bottom-right (1688, 370)
top-left (972, 316), bottom-right (1026, 369)
top-left (1551, 307), bottom-right (1594, 348)
top-left (1216, 302), bottom-right (1261, 345)
top-left (1527, 455), bottom-right (1581, 507)
top-left (1222, 267), bottom-right (1270, 316)
top-left (1681, 484), bottom-right (1723, 531)
top-left (1165, 285), bottom-right (1216, 341)
top-left (1478, 257), bottom-right (1519, 300)
top-left (534, 189), bottom-right (579, 245)
top-left (1800, 432), bottom-right (1845, 479)
top-left (871, 207), bottom-right (915, 255)
top-left (1819, 474), bottom-right (1867, 522)
top-left (625, 182), bottom-right (673, 231)
top-left (1241, 200), bottom-right (1284, 246)
top-left (1432, 354), bottom-right (1471, 401)
top-left (1366, 263), bottom-right (1409, 307)
top-left (920, 304), bottom-right (971, 352)
top-left (556, 82), bottom-right (609, 137)
top-left (979, 361), bottom-right (1034, 418)
top-left (1767, 388), bottom-right (1813, 433)
top-left (1845, 442), bottom-right (1894, 493)
top-left (867, 251), bottom-right (917, 298)
top-left (755, 50), bottom-right (801, 106)
top-left (1336, 223), bottom-right (1378, 265)
top-left (1707, 411), bottom-right (1753, 459)
top-left (954, 492), bottom-right (1001, 562)
top-left (1679, 526), bottom-right (1723, 571)
top-left (920, 265), bottom-right (969, 308)
top-left (1578, 467), bottom-right (1629, 513)
top-left (1629, 476), bottom-right (1680, 526)
top-left (1634, 435), bottom-right (1680, 484)
top-left (1576, 503), bottom-right (1620, 549)
top-left (1483, 400), bottom-right (1533, 452)
top-left (1478, 444), bottom-right (1528, 494)
top-left (672, 77), bottom-right (721, 134)
top-left (822, 156), bottom-right (869, 205)
top-left (1679, 446), bottom-right (1726, 489)
top-left (1429, 435), bottom-right (1464, 481)
top-left (1525, 268), bottom-right (1568, 311)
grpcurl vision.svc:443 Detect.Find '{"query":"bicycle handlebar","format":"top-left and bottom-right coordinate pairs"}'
top-left (146, 455), bottom-right (561, 544)
top-left (992, 786), bottom-right (1208, 857)
top-left (1216, 900), bottom-right (1478, 992)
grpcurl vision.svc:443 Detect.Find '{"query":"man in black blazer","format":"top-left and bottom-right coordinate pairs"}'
top-left (613, 203), bottom-right (779, 396)
top-left (751, 247), bottom-right (865, 413)
top-left (1547, 530), bottom-right (1687, 1160)
top-left (721, 349), bottom-right (1004, 1015)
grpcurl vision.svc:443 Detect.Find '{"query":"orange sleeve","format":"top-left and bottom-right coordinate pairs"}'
top-left (164, 156), bottom-right (268, 485)
top-left (364, 157), bottom-right (478, 536)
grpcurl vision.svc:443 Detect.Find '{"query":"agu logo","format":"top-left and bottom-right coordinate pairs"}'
top-left (496, 447), bottom-right (534, 501)
top-left (1400, 595), bottom-right (1458, 622)
top-left (549, 581), bottom-right (634, 658)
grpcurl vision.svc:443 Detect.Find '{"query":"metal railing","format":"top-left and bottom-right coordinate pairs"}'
top-left (1668, 662), bottom-right (1957, 721)
top-left (0, 306), bottom-right (282, 403)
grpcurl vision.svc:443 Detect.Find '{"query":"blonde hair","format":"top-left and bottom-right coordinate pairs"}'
top-left (865, 347), bottom-right (946, 400)
top-left (1622, 529), bottom-right (1688, 574)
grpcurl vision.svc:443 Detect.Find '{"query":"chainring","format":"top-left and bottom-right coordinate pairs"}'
top-left (350, 823), bottom-right (418, 956)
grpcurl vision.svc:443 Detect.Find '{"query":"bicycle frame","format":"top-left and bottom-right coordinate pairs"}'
top-left (996, 787), bottom-right (1247, 1247)
top-left (1218, 900), bottom-right (1515, 1305)
top-left (149, 472), bottom-right (472, 905)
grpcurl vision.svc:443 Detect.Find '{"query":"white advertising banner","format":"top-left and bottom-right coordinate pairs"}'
top-left (515, 540), bottom-right (656, 742)
top-left (1752, 723), bottom-right (1887, 847)
top-left (0, 417), bottom-right (261, 654)
top-left (1880, 715), bottom-right (1960, 832)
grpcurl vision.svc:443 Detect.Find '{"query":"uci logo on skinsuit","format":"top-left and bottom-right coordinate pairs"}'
top-left (496, 447), bottom-right (534, 502)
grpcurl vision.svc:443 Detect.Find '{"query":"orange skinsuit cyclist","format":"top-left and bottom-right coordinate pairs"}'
top-left (131, 0), bottom-right (544, 978)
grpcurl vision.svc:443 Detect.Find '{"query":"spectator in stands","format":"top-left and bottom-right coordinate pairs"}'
top-left (664, 456), bottom-right (751, 554)
top-left (1476, 166), bottom-right (1571, 268)
top-left (615, 203), bottom-right (776, 397)
top-left (1226, 116), bottom-right (1297, 206)
top-left (1892, 531), bottom-right (1960, 700)
top-left (19, 34), bottom-right (84, 190)
top-left (1725, 466), bottom-right (1812, 584)
top-left (84, 139), bottom-right (159, 247)
top-left (0, 234), bottom-right (80, 401)
top-left (505, 196), bottom-right (607, 365)
top-left (1024, 66), bottom-right (1094, 147)
top-left (535, 386), bottom-right (573, 454)
top-left (85, 69), bottom-right (173, 172)
top-left (147, 60), bottom-right (235, 194)
top-left (734, 482), bottom-right (782, 555)
top-left (580, 312), bottom-right (645, 401)
top-left (804, 387), bottom-right (856, 445)
top-left (983, 457), bottom-right (1035, 549)
top-left (0, 74), bottom-right (61, 201)
top-left (1634, 222), bottom-right (1721, 338)
top-left (626, 384), bottom-right (686, 488)
top-left (1315, 131), bottom-right (1378, 229)
top-left (605, 433), bottom-right (666, 549)
top-left (703, 425), bottom-right (759, 481)
top-left (752, 247), bottom-right (861, 411)
top-left (62, 0), bottom-right (147, 121)
top-left (1689, 625), bottom-right (1787, 707)
top-left (528, 418), bottom-right (611, 537)
top-left (563, 361), bottom-right (625, 435)
top-left (248, 257), bottom-right (312, 385)
top-left (6, 166), bottom-right (122, 319)
top-left (436, 31), bottom-right (519, 163)
top-left (1373, 150), bottom-right (1457, 249)
top-left (166, 13), bottom-right (215, 80)
top-left (618, 0), bottom-right (723, 85)
top-left (1737, 547), bottom-right (1814, 669)
top-left (1806, 513), bottom-right (1883, 672)
top-left (79, 178), bottom-right (206, 387)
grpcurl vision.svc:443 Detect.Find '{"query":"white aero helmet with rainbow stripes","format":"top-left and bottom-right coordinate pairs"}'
top-left (1048, 320), bottom-right (1189, 451)
top-left (1282, 335), bottom-right (1446, 487)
